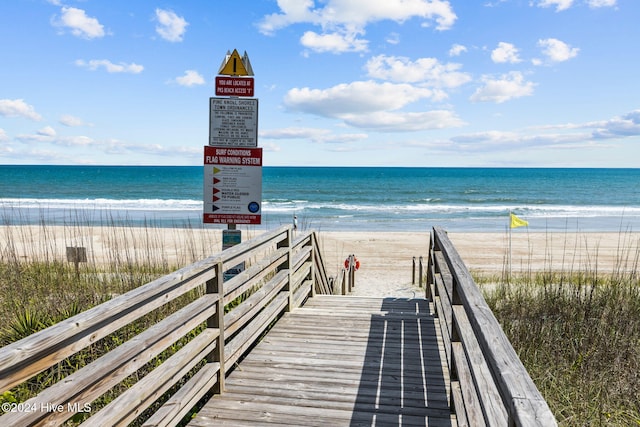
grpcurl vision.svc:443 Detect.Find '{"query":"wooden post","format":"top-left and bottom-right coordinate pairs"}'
top-left (348, 254), bottom-right (356, 293)
top-left (207, 261), bottom-right (225, 394)
top-left (277, 228), bottom-right (293, 311)
top-left (412, 256), bottom-right (416, 285)
top-left (426, 232), bottom-right (434, 300)
top-left (341, 269), bottom-right (347, 295)
top-left (418, 256), bottom-right (423, 288)
top-left (309, 238), bottom-right (316, 298)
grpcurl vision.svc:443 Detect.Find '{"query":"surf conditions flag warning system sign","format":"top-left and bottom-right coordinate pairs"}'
top-left (203, 146), bottom-right (262, 224)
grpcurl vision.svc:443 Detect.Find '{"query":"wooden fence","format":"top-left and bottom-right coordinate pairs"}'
top-left (0, 225), bottom-right (330, 426)
top-left (427, 226), bottom-right (557, 426)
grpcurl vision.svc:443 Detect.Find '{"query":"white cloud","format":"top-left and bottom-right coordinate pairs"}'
top-left (283, 80), bottom-right (466, 131)
top-left (538, 38), bottom-right (579, 62)
top-left (449, 44), bottom-right (467, 56)
top-left (17, 130), bottom-right (98, 147)
top-left (442, 109), bottom-right (640, 154)
top-left (365, 55), bottom-right (471, 89)
top-left (52, 6), bottom-right (105, 39)
top-left (284, 80), bottom-right (435, 117)
top-left (0, 128), bottom-right (8, 142)
top-left (535, 0), bottom-right (616, 10)
top-left (536, 0), bottom-right (574, 11)
top-left (174, 70), bottom-right (205, 87)
top-left (386, 32), bottom-right (400, 45)
top-left (59, 114), bottom-right (88, 127)
top-left (37, 126), bottom-right (56, 137)
top-left (260, 127), bottom-right (368, 144)
top-left (586, 0), bottom-right (616, 7)
top-left (470, 72), bottom-right (535, 103)
top-left (0, 99), bottom-right (42, 121)
top-left (260, 0), bottom-right (456, 32)
top-left (591, 110), bottom-right (640, 138)
top-left (491, 42), bottom-right (521, 63)
top-left (448, 130), bottom-right (588, 152)
top-left (340, 110), bottom-right (465, 131)
top-left (258, 0), bottom-right (456, 53)
top-left (155, 9), bottom-right (188, 42)
top-left (75, 59), bottom-right (144, 74)
top-left (300, 30), bottom-right (368, 53)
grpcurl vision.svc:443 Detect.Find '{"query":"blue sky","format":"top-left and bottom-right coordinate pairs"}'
top-left (1, 0), bottom-right (638, 167)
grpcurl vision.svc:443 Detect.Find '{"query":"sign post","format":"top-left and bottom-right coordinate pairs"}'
top-left (205, 49), bottom-right (261, 280)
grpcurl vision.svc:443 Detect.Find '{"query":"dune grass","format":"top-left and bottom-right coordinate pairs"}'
top-left (0, 216), bottom-right (225, 424)
top-left (479, 233), bottom-right (640, 426)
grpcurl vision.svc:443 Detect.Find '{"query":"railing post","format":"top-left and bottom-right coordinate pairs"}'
top-left (309, 237), bottom-right (316, 298)
top-left (341, 269), bottom-right (347, 295)
top-left (349, 254), bottom-right (355, 293)
top-left (277, 228), bottom-right (293, 311)
top-left (418, 256), bottom-right (423, 288)
top-left (207, 261), bottom-right (225, 394)
top-left (426, 231), bottom-right (434, 300)
top-left (412, 256), bottom-right (416, 285)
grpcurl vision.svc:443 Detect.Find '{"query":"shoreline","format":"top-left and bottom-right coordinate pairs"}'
top-left (2, 225), bottom-right (638, 297)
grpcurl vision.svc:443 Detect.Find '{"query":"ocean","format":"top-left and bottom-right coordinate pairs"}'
top-left (1, 165), bottom-right (639, 232)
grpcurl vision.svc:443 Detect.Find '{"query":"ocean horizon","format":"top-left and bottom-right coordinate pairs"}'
top-left (1, 165), bottom-right (640, 233)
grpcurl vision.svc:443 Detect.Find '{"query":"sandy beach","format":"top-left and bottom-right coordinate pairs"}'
top-left (2, 225), bottom-right (639, 298)
top-left (317, 229), bottom-right (640, 297)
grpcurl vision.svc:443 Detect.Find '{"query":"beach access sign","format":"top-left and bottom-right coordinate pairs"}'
top-left (209, 97), bottom-right (258, 147)
top-left (215, 76), bottom-right (254, 97)
top-left (203, 146), bottom-right (262, 225)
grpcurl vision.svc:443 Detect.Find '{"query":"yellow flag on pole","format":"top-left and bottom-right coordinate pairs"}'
top-left (510, 212), bottom-right (528, 228)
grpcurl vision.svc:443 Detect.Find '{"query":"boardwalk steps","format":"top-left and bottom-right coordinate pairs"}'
top-left (188, 295), bottom-right (455, 427)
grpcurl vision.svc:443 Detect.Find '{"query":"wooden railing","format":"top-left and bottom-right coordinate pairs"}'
top-left (0, 225), bottom-right (330, 426)
top-left (427, 226), bottom-right (556, 426)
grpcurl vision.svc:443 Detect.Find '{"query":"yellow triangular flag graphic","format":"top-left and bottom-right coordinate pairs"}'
top-left (218, 49), bottom-right (251, 76)
top-left (510, 212), bottom-right (529, 228)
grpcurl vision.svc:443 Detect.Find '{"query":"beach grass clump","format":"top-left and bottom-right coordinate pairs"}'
top-left (483, 244), bottom-right (640, 426)
top-left (0, 217), bottom-right (224, 424)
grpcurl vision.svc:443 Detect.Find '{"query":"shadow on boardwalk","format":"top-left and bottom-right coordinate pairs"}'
top-left (189, 295), bottom-right (452, 427)
top-left (350, 298), bottom-right (451, 427)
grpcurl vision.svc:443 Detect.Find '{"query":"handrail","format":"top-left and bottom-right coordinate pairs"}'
top-left (0, 225), bottom-right (327, 426)
top-left (427, 226), bottom-right (557, 426)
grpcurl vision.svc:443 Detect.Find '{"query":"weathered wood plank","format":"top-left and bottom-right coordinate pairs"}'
top-left (223, 269), bottom-right (288, 336)
top-left (0, 225), bottom-right (291, 393)
top-left (189, 296), bottom-right (453, 427)
top-left (224, 292), bottom-right (289, 368)
top-left (452, 341), bottom-right (487, 427)
top-left (432, 226), bottom-right (557, 426)
top-left (1, 294), bottom-right (219, 427)
top-left (87, 328), bottom-right (219, 426)
top-left (453, 304), bottom-right (508, 426)
top-left (142, 362), bottom-right (220, 427)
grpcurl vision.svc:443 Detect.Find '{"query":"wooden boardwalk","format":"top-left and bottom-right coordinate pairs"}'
top-left (189, 295), bottom-right (454, 427)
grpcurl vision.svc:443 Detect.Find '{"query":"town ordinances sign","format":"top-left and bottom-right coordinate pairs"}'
top-left (209, 97), bottom-right (258, 147)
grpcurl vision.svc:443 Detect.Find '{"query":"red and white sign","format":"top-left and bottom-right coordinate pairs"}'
top-left (203, 146), bottom-right (262, 225)
top-left (215, 76), bottom-right (254, 97)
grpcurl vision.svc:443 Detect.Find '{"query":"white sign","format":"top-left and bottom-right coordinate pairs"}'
top-left (209, 97), bottom-right (258, 147)
top-left (203, 146), bottom-right (262, 224)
